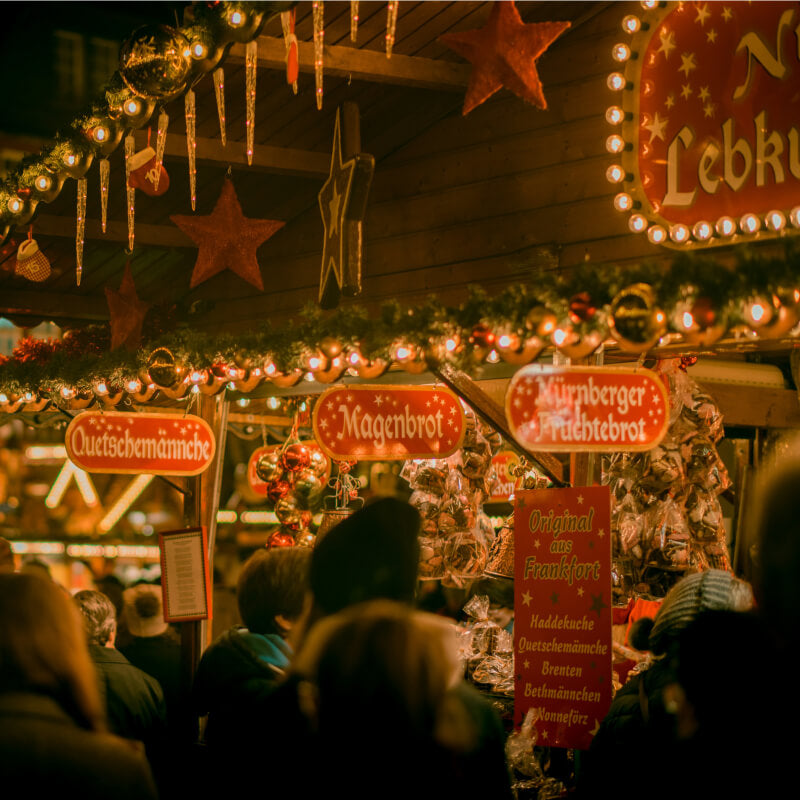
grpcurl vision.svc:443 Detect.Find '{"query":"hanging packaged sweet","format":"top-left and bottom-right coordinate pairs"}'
top-left (14, 233), bottom-right (51, 282)
top-left (127, 146), bottom-right (169, 196)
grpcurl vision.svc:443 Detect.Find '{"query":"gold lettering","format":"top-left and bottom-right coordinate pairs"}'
top-left (663, 126), bottom-right (697, 207)
top-left (733, 9), bottom-right (794, 100)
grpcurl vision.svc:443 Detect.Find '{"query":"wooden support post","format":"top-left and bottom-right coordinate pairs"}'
top-left (430, 361), bottom-right (566, 486)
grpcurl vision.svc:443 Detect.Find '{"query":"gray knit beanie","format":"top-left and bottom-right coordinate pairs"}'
top-left (648, 569), bottom-right (752, 656)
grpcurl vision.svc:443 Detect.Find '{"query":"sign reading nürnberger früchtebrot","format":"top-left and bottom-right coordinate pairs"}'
top-left (65, 411), bottom-right (216, 475)
top-left (506, 365), bottom-right (669, 452)
top-left (312, 384), bottom-right (466, 460)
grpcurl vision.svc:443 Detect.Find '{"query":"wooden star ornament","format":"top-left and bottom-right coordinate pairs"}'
top-left (439, 1), bottom-right (570, 115)
top-left (105, 261), bottom-right (150, 351)
top-left (171, 178), bottom-right (285, 291)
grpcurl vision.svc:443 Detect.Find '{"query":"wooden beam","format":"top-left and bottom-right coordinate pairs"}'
top-left (133, 132), bottom-right (331, 178)
top-left (0, 289), bottom-right (109, 321)
top-left (23, 214), bottom-right (194, 248)
top-left (228, 35), bottom-right (471, 91)
top-left (696, 382), bottom-right (800, 429)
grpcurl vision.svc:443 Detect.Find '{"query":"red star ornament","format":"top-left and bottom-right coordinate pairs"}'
top-left (105, 261), bottom-right (150, 351)
top-left (439, 2), bottom-right (570, 115)
top-left (170, 178), bottom-right (285, 290)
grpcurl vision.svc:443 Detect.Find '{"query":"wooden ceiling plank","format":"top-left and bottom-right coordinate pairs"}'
top-left (25, 214), bottom-right (194, 248)
top-left (0, 289), bottom-right (108, 321)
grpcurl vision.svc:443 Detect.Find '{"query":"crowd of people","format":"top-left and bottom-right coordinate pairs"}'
top-left (1, 449), bottom-right (800, 797)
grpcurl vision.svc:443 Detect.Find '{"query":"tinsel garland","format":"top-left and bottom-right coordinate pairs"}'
top-left (2, 243), bottom-right (800, 400)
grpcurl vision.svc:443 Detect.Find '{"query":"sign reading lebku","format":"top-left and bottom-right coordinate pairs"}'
top-left (506, 365), bottom-right (668, 452)
top-left (66, 411), bottom-right (216, 475)
top-left (514, 486), bottom-right (612, 750)
top-left (312, 384), bottom-right (466, 461)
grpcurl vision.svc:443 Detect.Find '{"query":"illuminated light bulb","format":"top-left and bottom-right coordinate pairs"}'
top-left (237, 398), bottom-right (250, 407)
top-left (716, 216), bottom-right (736, 237)
top-left (348, 351), bottom-right (361, 365)
top-left (552, 328), bottom-right (569, 346)
top-left (647, 224), bottom-right (667, 244)
top-left (23, 392), bottom-right (33, 402)
top-left (629, 214), bottom-right (647, 232)
top-left (749, 302), bottom-right (766, 323)
top-left (612, 43), bottom-right (632, 62)
top-left (655, 311), bottom-right (666, 324)
top-left (192, 42), bottom-right (207, 59)
top-left (265, 362), bottom-right (277, 375)
top-left (622, 14), bottom-right (641, 33)
top-left (227, 382), bottom-right (236, 390)
top-left (251, 368), bottom-right (262, 377)
top-left (740, 213), bottom-right (760, 234)
top-left (765, 210), bottom-right (786, 231)
top-left (692, 220), bottom-right (713, 241)
top-left (641, 0), bottom-right (659, 9)
top-left (229, 10), bottom-right (244, 26)
top-left (92, 125), bottom-right (109, 143)
top-left (191, 384), bottom-right (200, 394)
top-left (670, 224), bottom-right (690, 244)
top-left (126, 379), bottom-right (141, 393)
top-left (64, 153), bottom-right (77, 167)
top-left (307, 355), bottom-right (323, 370)
top-left (606, 164), bottom-right (625, 184)
top-left (790, 207), bottom-right (800, 228)
top-left (395, 346), bottom-right (411, 361)
top-left (304, 372), bottom-right (315, 382)
top-left (7, 197), bottom-right (23, 213)
top-left (35, 175), bottom-right (52, 191)
top-left (681, 311), bottom-right (695, 330)
top-left (299, 400), bottom-right (308, 412)
top-left (614, 192), bottom-right (633, 212)
top-left (445, 338), bottom-right (458, 352)
top-left (607, 72), bottom-right (627, 91)
top-left (60, 386), bottom-right (75, 400)
top-left (190, 370), bottom-right (204, 384)
top-left (497, 334), bottom-right (513, 349)
top-left (95, 382), bottom-right (108, 395)
top-left (0, 393), bottom-right (7, 404)
top-left (486, 349), bottom-right (500, 363)
top-left (124, 99), bottom-right (142, 116)
top-left (606, 134), bottom-right (626, 153)
top-left (606, 106), bottom-right (624, 125)
top-left (267, 396), bottom-right (280, 410)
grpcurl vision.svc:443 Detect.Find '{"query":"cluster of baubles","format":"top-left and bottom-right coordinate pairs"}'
top-left (0, 1), bottom-right (291, 244)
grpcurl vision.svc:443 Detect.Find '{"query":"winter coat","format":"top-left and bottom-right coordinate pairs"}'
top-left (0, 692), bottom-right (157, 798)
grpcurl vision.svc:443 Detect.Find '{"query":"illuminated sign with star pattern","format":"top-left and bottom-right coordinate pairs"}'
top-left (606, 1), bottom-right (800, 248)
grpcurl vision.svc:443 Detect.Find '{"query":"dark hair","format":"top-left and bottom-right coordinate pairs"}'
top-left (237, 546), bottom-right (311, 635)
top-left (74, 590), bottom-right (117, 646)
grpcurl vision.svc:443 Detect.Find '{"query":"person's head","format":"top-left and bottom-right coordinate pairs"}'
top-left (237, 546), bottom-right (311, 636)
top-left (94, 574), bottom-right (125, 619)
top-left (20, 558), bottom-right (52, 581)
top-left (645, 569), bottom-right (754, 657)
top-left (74, 590), bottom-right (117, 647)
top-left (0, 573), bottom-right (105, 731)
top-left (293, 600), bottom-right (460, 743)
top-left (0, 537), bottom-right (15, 573)
top-left (122, 583), bottom-right (167, 638)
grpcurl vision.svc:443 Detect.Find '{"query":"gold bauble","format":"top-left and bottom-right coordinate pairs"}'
top-left (609, 283), bottom-right (666, 353)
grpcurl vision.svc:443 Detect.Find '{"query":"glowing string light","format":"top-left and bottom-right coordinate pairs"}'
top-left (98, 474), bottom-right (154, 533)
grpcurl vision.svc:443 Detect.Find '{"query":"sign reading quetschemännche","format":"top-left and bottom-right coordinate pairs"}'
top-left (65, 411), bottom-right (216, 475)
top-left (506, 365), bottom-right (669, 452)
top-left (514, 487), bottom-right (612, 750)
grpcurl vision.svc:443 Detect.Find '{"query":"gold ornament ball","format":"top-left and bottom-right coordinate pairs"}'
top-left (319, 337), bottom-right (344, 360)
top-left (147, 347), bottom-right (182, 388)
top-left (525, 306), bottom-right (557, 338)
top-left (609, 283), bottom-right (666, 353)
top-left (255, 450), bottom-right (282, 483)
top-left (120, 25), bottom-right (192, 101)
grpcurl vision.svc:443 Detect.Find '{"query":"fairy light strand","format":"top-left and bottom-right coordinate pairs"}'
top-left (245, 40), bottom-right (257, 166)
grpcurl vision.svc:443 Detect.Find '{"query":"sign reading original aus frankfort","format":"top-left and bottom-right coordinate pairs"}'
top-left (612, 1), bottom-right (800, 247)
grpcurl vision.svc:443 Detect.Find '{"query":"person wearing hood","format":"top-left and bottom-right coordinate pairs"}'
top-left (192, 545), bottom-right (311, 753)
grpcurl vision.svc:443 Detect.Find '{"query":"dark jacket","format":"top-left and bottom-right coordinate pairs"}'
top-left (192, 626), bottom-right (291, 748)
top-left (0, 692), bottom-right (157, 798)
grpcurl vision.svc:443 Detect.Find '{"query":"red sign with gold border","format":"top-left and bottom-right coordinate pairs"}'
top-left (505, 365), bottom-right (669, 452)
top-left (514, 487), bottom-right (612, 750)
top-left (65, 411), bottom-right (216, 475)
top-left (610, 1), bottom-right (800, 248)
top-left (312, 384), bottom-right (466, 461)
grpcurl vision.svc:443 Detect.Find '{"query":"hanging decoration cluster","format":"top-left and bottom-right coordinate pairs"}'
top-left (3, 244), bottom-right (800, 414)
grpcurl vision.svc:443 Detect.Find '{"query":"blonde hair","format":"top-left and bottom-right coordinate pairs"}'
top-left (0, 573), bottom-right (106, 732)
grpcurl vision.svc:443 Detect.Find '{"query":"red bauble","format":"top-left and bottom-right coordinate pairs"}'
top-left (266, 479), bottom-right (292, 505)
top-left (267, 530), bottom-right (295, 548)
top-left (469, 323), bottom-right (495, 348)
top-left (568, 292), bottom-right (596, 323)
top-left (281, 443), bottom-right (311, 472)
top-left (690, 297), bottom-right (716, 329)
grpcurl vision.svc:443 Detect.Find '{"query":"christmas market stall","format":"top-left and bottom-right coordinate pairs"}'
top-left (2, 1), bottom-right (800, 794)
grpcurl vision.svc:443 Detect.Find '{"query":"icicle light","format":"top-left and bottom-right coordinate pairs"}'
top-left (185, 89), bottom-right (197, 210)
top-left (213, 68), bottom-right (227, 145)
top-left (155, 110), bottom-right (168, 192)
top-left (124, 135), bottom-right (136, 252)
top-left (99, 158), bottom-right (110, 234)
top-left (313, 1), bottom-right (324, 110)
top-left (245, 39), bottom-right (257, 166)
top-left (386, 1), bottom-right (399, 58)
top-left (76, 178), bottom-right (87, 286)
top-left (351, 0), bottom-right (359, 41)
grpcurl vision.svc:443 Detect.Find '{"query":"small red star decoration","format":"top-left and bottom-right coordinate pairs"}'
top-left (171, 178), bottom-right (285, 290)
top-left (439, 2), bottom-right (570, 115)
top-left (105, 261), bottom-right (150, 351)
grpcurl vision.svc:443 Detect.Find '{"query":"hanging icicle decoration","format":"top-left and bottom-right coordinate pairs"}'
top-left (281, 9), bottom-right (299, 95)
top-left (155, 109), bottom-right (168, 192)
top-left (185, 88), bottom-right (197, 210)
top-left (313, 1), bottom-right (324, 110)
top-left (99, 158), bottom-right (110, 234)
top-left (213, 67), bottom-right (227, 146)
top-left (124, 134), bottom-right (135, 252)
top-left (386, 1), bottom-right (399, 58)
top-left (245, 39), bottom-right (257, 166)
top-left (75, 177), bottom-right (87, 286)
top-left (351, 0), bottom-right (359, 42)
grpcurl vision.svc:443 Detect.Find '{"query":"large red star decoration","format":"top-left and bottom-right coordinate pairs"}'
top-left (170, 178), bottom-right (285, 290)
top-left (439, 2), bottom-right (570, 115)
top-left (105, 261), bottom-right (150, 351)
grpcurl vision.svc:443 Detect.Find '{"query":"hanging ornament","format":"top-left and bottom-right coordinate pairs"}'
top-left (293, 468), bottom-right (324, 507)
top-left (119, 25), bottom-right (192, 101)
top-left (308, 446), bottom-right (330, 478)
top-left (568, 292), bottom-right (597, 323)
top-left (155, 110), bottom-right (169, 192)
top-left (185, 88), bottom-right (197, 210)
top-left (281, 9), bottom-right (299, 94)
top-left (213, 68), bottom-right (227, 146)
top-left (124, 134), bottom-right (136, 252)
top-left (281, 442), bottom-right (311, 472)
top-left (267, 530), bottom-right (296, 549)
top-left (743, 292), bottom-right (798, 339)
top-left (147, 346), bottom-right (185, 388)
top-left (672, 294), bottom-right (727, 346)
top-left (76, 177), bottom-right (87, 286)
top-left (99, 158), bottom-right (110, 233)
top-left (275, 495), bottom-right (303, 530)
top-left (266, 478), bottom-right (292, 505)
top-left (14, 230), bottom-right (51, 282)
top-left (127, 146), bottom-right (170, 197)
top-left (105, 261), bottom-right (150, 351)
top-left (525, 305), bottom-right (558, 338)
top-left (609, 283), bottom-right (666, 353)
top-left (439, 2), bottom-right (570, 115)
top-left (245, 39), bottom-right (257, 166)
top-left (551, 320), bottom-right (605, 360)
top-left (255, 450), bottom-right (283, 483)
top-left (313, 1), bottom-right (325, 110)
top-left (385, 1), bottom-right (399, 58)
top-left (350, 0), bottom-right (359, 41)
top-left (469, 322), bottom-right (496, 349)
